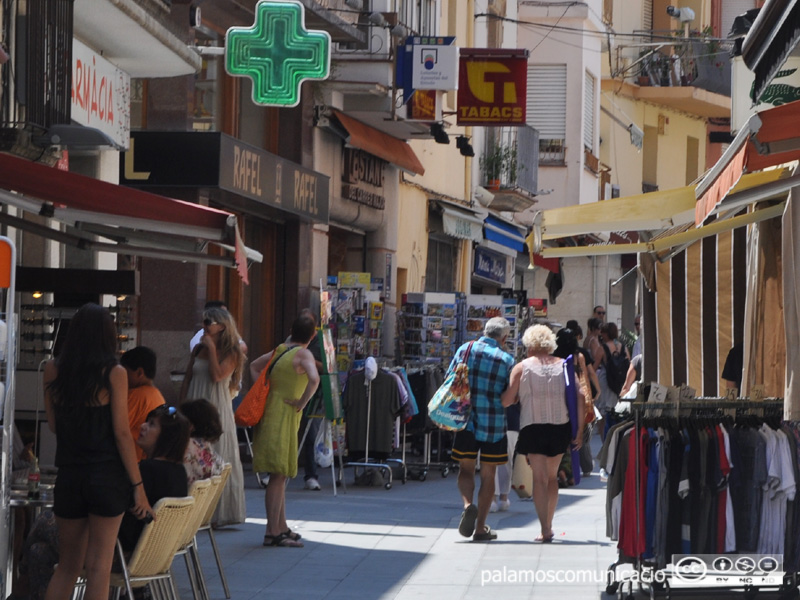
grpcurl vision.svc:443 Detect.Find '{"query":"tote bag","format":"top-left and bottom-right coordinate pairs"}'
top-left (427, 342), bottom-right (475, 431)
top-left (234, 345), bottom-right (288, 427)
top-left (511, 454), bottom-right (532, 499)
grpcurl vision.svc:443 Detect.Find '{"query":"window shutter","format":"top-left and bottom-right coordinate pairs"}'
top-left (721, 0), bottom-right (756, 38)
top-left (526, 64), bottom-right (567, 140)
top-left (584, 71), bottom-right (596, 151)
top-left (642, 0), bottom-right (653, 30)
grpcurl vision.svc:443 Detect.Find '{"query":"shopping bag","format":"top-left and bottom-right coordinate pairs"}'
top-left (427, 342), bottom-right (475, 431)
top-left (234, 345), bottom-right (287, 427)
top-left (511, 454), bottom-right (532, 499)
top-left (314, 420), bottom-right (333, 468)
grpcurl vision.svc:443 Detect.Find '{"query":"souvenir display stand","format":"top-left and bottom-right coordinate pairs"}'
top-left (606, 397), bottom-right (796, 600)
top-left (397, 292), bottom-right (458, 364)
top-left (0, 237), bottom-right (19, 599)
top-left (463, 295), bottom-right (518, 356)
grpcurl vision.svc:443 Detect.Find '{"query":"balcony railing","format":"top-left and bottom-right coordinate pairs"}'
top-left (629, 32), bottom-right (732, 97)
top-left (1, 0), bottom-right (72, 137)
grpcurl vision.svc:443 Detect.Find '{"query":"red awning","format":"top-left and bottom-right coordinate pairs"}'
top-left (695, 99), bottom-right (800, 224)
top-left (332, 110), bottom-right (426, 176)
top-left (0, 152), bottom-right (260, 282)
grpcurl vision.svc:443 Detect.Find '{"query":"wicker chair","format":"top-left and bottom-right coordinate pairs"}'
top-left (194, 463), bottom-right (232, 598)
top-left (175, 477), bottom-right (217, 600)
top-left (109, 496), bottom-right (195, 600)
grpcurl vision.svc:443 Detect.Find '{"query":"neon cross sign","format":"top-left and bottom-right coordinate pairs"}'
top-left (225, 0), bottom-right (331, 107)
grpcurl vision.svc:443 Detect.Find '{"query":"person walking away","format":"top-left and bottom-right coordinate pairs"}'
top-left (120, 346), bottom-right (166, 461)
top-left (250, 315), bottom-right (320, 547)
top-left (502, 325), bottom-right (584, 543)
top-left (42, 303), bottom-right (154, 600)
top-left (451, 317), bottom-right (514, 542)
top-left (180, 306), bottom-right (247, 526)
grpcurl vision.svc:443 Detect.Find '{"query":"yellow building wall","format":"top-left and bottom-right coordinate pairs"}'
top-left (394, 0), bottom-right (475, 298)
top-left (599, 84), bottom-right (708, 197)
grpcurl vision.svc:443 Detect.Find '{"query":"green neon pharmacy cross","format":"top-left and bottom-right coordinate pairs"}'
top-left (225, 0), bottom-right (331, 107)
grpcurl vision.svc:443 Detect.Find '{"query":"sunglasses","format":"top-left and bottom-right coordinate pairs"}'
top-left (597, 311), bottom-right (606, 316)
top-left (154, 405), bottom-right (178, 418)
top-left (203, 318), bottom-right (218, 327)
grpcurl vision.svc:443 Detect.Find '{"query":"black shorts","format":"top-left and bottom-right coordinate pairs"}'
top-left (54, 461), bottom-right (130, 519)
top-left (516, 422), bottom-right (572, 458)
top-left (451, 429), bottom-right (508, 464)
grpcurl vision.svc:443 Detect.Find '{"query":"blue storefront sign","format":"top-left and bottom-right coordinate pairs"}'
top-left (473, 247), bottom-right (506, 284)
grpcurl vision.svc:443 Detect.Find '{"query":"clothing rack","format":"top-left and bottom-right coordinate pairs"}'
top-left (339, 368), bottom-right (407, 490)
top-left (400, 362), bottom-right (455, 480)
top-left (606, 397), bottom-right (797, 599)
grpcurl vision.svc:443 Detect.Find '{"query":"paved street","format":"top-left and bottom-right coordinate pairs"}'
top-left (176, 433), bottom-right (631, 600)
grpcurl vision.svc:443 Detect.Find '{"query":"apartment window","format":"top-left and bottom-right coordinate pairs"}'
top-left (584, 71), bottom-right (596, 153)
top-left (527, 64), bottom-right (567, 164)
top-left (425, 237), bottom-right (456, 292)
top-left (397, 0), bottom-right (439, 36)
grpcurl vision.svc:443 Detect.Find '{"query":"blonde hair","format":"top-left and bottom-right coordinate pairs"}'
top-left (203, 307), bottom-right (246, 393)
top-left (521, 324), bottom-right (557, 353)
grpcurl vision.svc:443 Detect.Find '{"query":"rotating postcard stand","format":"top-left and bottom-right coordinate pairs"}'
top-left (0, 237), bottom-right (19, 599)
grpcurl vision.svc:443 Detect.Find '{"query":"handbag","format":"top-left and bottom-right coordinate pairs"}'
top-left (511, 454), bottom-right (532, 499)
top-left (234, 345), bottom-right (289, 427)
top-left (427, 342), bottom-right (475, 432)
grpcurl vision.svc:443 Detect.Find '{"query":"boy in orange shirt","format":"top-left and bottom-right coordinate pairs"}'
top-left (120, 346), bottom-right (166, 461)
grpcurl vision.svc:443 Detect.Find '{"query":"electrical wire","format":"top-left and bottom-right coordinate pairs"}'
top-left (528, 2), bottom-right (578, 55)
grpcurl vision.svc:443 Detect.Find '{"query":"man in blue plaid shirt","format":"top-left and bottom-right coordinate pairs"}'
top-left (450, 317), bottom-right (514, 542)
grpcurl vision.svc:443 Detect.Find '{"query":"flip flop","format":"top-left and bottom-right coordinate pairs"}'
top-left (473, 526), bottom-right (497, 542)
top-left (264, 532), bottom-right (303, 547)
top-left (458, 504), bottom-right (478, 537)
top-left (535, 532), bottom-right (555, 543)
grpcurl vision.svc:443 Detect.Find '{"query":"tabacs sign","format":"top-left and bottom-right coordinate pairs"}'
top-left (457, 49), bottom-right (529, 126)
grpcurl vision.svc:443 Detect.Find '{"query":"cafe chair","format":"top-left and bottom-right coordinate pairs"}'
top-left (175, 478), bottom-right (217, 600)
top-left (109, 496), bottom-right (195, 600)
top-left (195, 463), bottom-right (232, 598)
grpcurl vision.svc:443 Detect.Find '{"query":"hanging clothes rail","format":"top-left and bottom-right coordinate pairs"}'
top-left (604, 398), bottom-right (798, 599)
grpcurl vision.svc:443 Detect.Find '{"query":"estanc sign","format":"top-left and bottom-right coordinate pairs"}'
top-left (71, 39), bottom-right (131, 149)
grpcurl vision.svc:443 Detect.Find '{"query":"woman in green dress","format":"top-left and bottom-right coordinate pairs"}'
top-left (249, 315), bottom-right (320, 547)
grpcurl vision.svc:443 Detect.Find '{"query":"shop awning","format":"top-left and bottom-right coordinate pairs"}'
top-left (741, 0), bottom-right (800, 104)
top-left (695, 99), bottom-right (800, 224)
top-left (0, 152), bottom-right (262, 283)
top-left (439, 203), bottom-right (483, 242)
top-left (526, 167), bottom-right (792, 259)
top-left (483, 215), bottom-right (526, 253)
top-left (331, 110), bottom-right (425, 176)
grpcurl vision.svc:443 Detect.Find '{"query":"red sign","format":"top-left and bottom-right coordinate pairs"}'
top-left (457, 49), bottom-right (528, 126)
top-left (407, 90), bottom-right (437, 122)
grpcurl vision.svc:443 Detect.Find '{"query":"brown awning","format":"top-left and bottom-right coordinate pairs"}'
top-left (0, 152), bottom-right (261, 282)
top-left (332, 110), bottom-right (425, 175)
top-left (695, 99), bottom-right (800, 224)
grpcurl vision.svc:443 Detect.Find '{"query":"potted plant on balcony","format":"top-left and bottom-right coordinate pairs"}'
top-left (480, 140), bottom-right (518, 190)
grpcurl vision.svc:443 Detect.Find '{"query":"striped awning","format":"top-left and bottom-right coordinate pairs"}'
top-left (483, 215), bottom-right (526, 252)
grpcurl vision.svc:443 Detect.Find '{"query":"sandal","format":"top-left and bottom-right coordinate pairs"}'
top-left (284, 528), bottom-right (302, 541)
top-left (473, 526), bottom-right (498, 542)
top-left (535, 532), bottom-right (555, 543)
top-left (263, 532), bottom-right (303, 547)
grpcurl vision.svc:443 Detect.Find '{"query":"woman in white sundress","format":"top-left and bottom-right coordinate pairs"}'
top-left (180, 306), bottom-right (247, 526)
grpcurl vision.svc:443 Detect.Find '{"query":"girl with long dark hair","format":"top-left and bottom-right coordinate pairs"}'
top-left (43, 304), bottom-right (153, 600)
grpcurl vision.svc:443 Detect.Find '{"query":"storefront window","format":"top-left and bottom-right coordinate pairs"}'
top-left (192, 56), bottom-right (220, 131)
top-left (425, 237), bottom-right (456, 292)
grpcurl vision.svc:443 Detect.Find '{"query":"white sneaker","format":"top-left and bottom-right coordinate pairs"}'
top-left (489, 500), bottom-right (499, 513)
top-left (304, 477), bottom-right (321, 490)
top-left (497, 498), bottom-right (511, 512)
